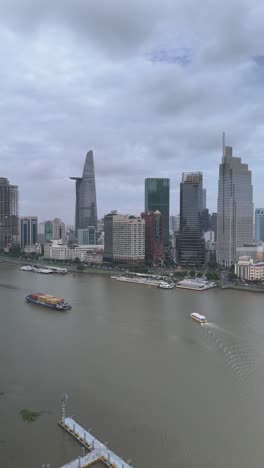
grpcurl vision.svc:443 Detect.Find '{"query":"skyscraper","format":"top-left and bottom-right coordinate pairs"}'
top-left (210, 213), bottom-right (218, 242)
top-left (217, 136), bottom-right (253, 266)
top-left (202, 188), bottom-right (207, 210)
top-left (19, 217), bottom-right (38, 249)
top-left (0, 177), bottom-right (19, 248)
top-left (255, 209), bottom-right (264, 242)
top-left (141, 211), bottom-right (164, 265)
top-left (71, 150), bottom-right (97, 233)
top-left (145, 178), bottom-right (170, 248)
top-left (176, 172), bottom-right (205, 266)
top-left (103, 211), bottom-right (145, 263)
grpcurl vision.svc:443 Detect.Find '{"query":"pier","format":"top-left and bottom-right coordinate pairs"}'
top-left (58, 395), bottom-right (132, 468)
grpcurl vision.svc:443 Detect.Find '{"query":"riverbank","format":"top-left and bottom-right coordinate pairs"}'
top-left (0, 256), bottom-right (122, 276)
top-left (222, 283), bottom-right (264, 293)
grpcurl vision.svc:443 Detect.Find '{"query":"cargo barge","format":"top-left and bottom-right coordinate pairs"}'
top-left (25, 293), bottom-right (71, 311)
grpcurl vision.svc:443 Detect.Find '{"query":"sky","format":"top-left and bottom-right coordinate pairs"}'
top-left (1, 0), bottom-right (264, 224)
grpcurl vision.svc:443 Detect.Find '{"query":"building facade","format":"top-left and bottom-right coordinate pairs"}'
top-left (235, 257), bottom-right (264, 281)
top-left (44, 221), bottom-right (53, 243)
top-left (71, 150), bottom-right (97, 233)
top-left (52, 218), bottom-right (66, 242)
top-left (210, 213), bottom-right (218, 242)
top-left (0, 177), bottom-right (19, 248)
top-left (145, 178), bottom-right (170, 249)
top-left (217, 143), bottom-right (253, 267)
top-left (78, 226), bottom-right (97, 245)
top-left (255, 209), bottom-right (264, 242)
top-left (19, 216), bottom-right (38, 249)
top-left (141, 210), bottom-right (164, 265)
top-left (44, 241), bottom-right (103, 263)
top-left (177, 172), bottom-right (205, 266)
top-left (104, 212), bottom-right (145, 263)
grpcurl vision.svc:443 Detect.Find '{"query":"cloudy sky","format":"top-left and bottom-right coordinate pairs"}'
top-left (1, 0), bottom-right (264, 223)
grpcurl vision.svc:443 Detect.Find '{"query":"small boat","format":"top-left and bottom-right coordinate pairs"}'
top-left (191, 312), bottom-right (207, 323)
top-left (26, 293), bottom-right (71, 311)
top-left (158, 281), bottom-right (175, 289)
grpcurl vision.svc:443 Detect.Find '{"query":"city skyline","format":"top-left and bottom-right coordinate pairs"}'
top-left (1, 1), bottom-right (264, 223)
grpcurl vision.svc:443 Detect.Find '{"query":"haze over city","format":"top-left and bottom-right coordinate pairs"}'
top-left (1, 0), bottom-right (264, 222)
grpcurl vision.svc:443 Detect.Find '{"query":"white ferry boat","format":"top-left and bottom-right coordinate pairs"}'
top-left (158, 281), bottom-right (175, 289)
top-left (177, 278), bottom-right (217, 291)
top-left (191, 312), bottom-right (207, 323)
top-left (111, 273), bottom-right (165, 287)
top-left (32, 267), bottom-right (53, 274)
top-left (45, 266), bottom-right (68, 274)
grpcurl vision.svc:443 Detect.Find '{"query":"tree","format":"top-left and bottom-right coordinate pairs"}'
top-left (74, 257), bottom-right (81, 263)
top-left (189, 270), bottom-right (195, 278)
top-left (77, 264), bottom-right (85, 271)
top-left (196, 271), bottom-right (203, 277)
top-left (206, 270), bottom-right (219, 281)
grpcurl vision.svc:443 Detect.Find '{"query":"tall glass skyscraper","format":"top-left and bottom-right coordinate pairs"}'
top-left (217, 141), bottom-right (253, 266)
top-left (20, 217), bottom-right (38, 249)
top-left (255, 209), bottom-right (264, 242)
top-left (0, 177), bottom-right (19, 248)
top-left (176, 172), bottom-right (205, 265)
top-left (145, 178), bottom-right (170, 248)
top-left (71, 151), bottom-right (97, 233)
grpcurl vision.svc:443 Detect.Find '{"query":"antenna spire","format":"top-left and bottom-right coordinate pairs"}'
top-left (222, 132), bottom-right (225, 157)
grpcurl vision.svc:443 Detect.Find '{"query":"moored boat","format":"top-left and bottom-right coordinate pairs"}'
top-left (158, 281), bottom-right (175, 289)
top-left (191, 312), bottom-right (207, 323)
top-left (20, 265), bottom-right (33, 271)
top-left (25, 293), bottom-right (71, 311)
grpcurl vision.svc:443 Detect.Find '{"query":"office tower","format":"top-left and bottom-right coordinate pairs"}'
top-left (210, 213), bottom-right (218, 242)
top-left (71, 150), bottom-right (97, 233)
top-left (103, 211), bottom-right (145, 263)
top-left (19, 217), bottom-right (38, 249)
top-left (176, 172), bottom-right (205, 265)
top-left (145, 178), bottom-right (170, 248)
top-left (0, 177), bottom-right (19, 248)
top-left (170, 215), bottom-right (180, 234)
top-left (141, 211), bottom-right (164, 265)
top-left (201, 208), bottom-right (210, 232)
top-left (44, 221), bottom-right (53, 242)
top-left (52, 218), bottom-right (66, 242)
top-left (217, 136), bottom-right (253, 266)
top-left (78, 226), bottom-right (97, 245)
top-left (255, 209), bottom-right (264, 242)
top-left (202, 188), bottom-right (207, 210)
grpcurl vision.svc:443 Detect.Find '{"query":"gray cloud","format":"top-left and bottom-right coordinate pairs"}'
top-left (0, 0), bottom-right (263, 221)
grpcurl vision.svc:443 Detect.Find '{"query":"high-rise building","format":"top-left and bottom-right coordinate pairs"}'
top-left (255, 209), bottom-right (264, 242)
top-left (104, 211), bottom-right (145, 263)
top-left (170, 215), bottom-right (180, 234)
top-left (202, 188), bottom-right (207, 210)
top-left (145, 178), bottom-right (170, 249)
top-left (210, 213), bottom-right (218, 242)
top-left (44, 221), bottom-right (53, 243)
top-left (0, 177), bottom-right (19, 248)
top-left (19, 217), bottom-right (38, 249)
top-left (44, 218), bottom-right (66, 243)
top-left (176, 172), bottom-right (205, 266)
top-left (78, 226), bottom-right (97, 245)
top-left (71, 150), bottom-right (97, 233)
top-left (217, 137), bottom-right (253, 266)
top-left (52, 218), bottom-right (66, 242)
top-left (141, 211), bottom-right (164, 265)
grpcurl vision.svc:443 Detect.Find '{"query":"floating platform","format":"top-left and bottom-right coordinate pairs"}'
top-left (59, 417), bottom-right (132, 468)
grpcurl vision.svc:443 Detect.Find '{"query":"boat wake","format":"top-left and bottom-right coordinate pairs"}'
top-left (202, 321), bottom-right (257, 395)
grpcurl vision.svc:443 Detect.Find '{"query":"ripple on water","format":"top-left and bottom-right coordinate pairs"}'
top-left (202, 322), bottom-right (258, 396)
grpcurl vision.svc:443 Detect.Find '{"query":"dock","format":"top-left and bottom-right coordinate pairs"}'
top-left (58, 395), bottom-right (132, 468)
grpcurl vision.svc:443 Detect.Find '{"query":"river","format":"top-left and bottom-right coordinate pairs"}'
top-left (0, 263), bottom-right (263, 467)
